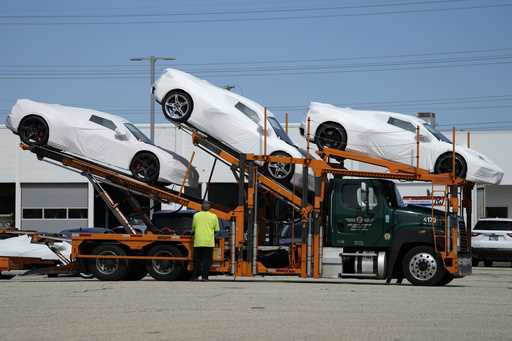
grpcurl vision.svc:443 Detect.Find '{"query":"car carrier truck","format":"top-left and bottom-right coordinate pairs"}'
top-left (16, 120), bottom-right (473, 286)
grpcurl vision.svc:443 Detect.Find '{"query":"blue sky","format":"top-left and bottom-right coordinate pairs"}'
top-left (0, 0), bottom-right (511, 129)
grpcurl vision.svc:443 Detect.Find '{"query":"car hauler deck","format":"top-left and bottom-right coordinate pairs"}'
top-left (18, 121), bottom-right (473, 285)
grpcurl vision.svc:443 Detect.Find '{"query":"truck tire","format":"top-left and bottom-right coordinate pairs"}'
top-left (472, 258), bottom-right (479, 267)
top-left (484, 260), bottom-right (493, 267)
top-left (436, 272), bottom-right (454, 286)
top-left (146, 245), bottom-right (185, 281)
top-left (402, 246), bottom-right (447, 286)
top-left (89, 244), bottom-right (130, 281)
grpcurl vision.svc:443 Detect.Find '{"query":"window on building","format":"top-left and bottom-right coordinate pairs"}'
top-left (23, 208), bottom-right (43, 219)
top-left (89, 115), bottom-right (117, 131)
top-left (388, 117), bottom-right (417, 133)
top-left (68, 208), bottom-right (88, 219)
top-left (235, 102), bottom-right (260, 124)
top-left (486, 207), bottom-right (508, 218)
top-left (43, 208), bottom-right (67, 219)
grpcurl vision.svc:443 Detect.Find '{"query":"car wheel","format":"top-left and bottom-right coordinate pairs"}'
top-left (314, 122), bottom-right (347, 151)
top-left (484, 260), bottom-right (493, 267)
top-left (402, 246), bottom-right (447, 286)
top-left (18, 115), bottom-right (49, 146)
top-left (266, 151), bottom-right (295, 182)
top-left (130, 152), bottom-right (160, 184)
top-left (434, 153), bottom-right (467, 178)
top-left (89, 244), bottom-right (129, 281)
top-left (162, 89), bottom-right (194, 123)
top-left (472, 258), bottom-right (479, 267)
top-left (145, 245), bottom-right (185, 281)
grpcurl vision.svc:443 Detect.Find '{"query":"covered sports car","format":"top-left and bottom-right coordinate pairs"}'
top-left (6, 99), bottom-right (199, 186)
top-left (301, 102), bottom-right (503, 185)
top-left (153, 68), bottom-right (307, 184)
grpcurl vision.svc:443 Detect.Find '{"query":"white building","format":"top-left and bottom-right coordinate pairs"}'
top-left (0, 122), bottom-right (510, 232)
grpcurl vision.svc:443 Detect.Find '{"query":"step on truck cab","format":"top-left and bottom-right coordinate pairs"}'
top-left (323, 178), bottom-right (471, 286)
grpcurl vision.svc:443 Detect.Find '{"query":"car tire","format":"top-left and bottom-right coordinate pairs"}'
top-left (89, 244), bottom-right (129, 281)
top-left (265, 151), bottom-right (295, 183)
top-left (434, 153), bottom-right (467, 179)
top-left (145, 245), bottom-right (185, 281)
top-left (18, 115), bottom-right (49, 146)
top-left (402, 245), bottom-right (447, 286)
top-left (484, 260), bottom-right (493, 267)
top-left (314, 122), bottom-right (347, 151)
top-left (161, 89), bottom-right (194, 123)
top-left (130, 151), bottom-right (160, 184)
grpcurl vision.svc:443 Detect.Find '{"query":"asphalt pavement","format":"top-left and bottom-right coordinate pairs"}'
top-left (1, 267), bottom-right (511, 341)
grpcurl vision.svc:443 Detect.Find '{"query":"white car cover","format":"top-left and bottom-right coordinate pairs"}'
top-left (0, 235), bottom-right (71, 261)
top-left (153, 68), bottom-right (314, 188)
top-left (6, 99), bottom-right (198, 186)
top-left (304, 102), bottom-right (503, 185)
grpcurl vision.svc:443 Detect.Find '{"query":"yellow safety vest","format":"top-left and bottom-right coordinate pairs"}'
top-left (192, 211), bottom-right (220, 247)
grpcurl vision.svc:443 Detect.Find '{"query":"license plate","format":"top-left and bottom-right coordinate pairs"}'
top-left (489, 235), bottom-right (499, 241)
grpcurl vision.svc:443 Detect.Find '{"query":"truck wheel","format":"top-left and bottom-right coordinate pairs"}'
top-left (126, 261), bottom-right (147, 280)
top-left (472, 258), bottom-right (479, 267)
top-left (89, 244), bottom-right (129, 281)
top-left (436, 272), bottom-right (454, 286)
top-left (146, 245), bottom-right (185, 281)
top-left (402, 246), bottom-right (447, 286)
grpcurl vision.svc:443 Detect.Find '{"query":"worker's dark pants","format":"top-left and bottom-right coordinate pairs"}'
top-left (193, 247), bottom-right (213, 280)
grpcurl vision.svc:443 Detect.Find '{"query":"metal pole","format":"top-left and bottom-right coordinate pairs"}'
top-left (285, 112), bottom-right (289, 134)
top-left (264, 107), bottom-right (268, 156)
top-left (150, 56), bottom-right (156, 142)
top-left (252, 166), bottom-right (258, 275)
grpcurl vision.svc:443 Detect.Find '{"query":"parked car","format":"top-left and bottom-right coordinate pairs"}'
top-left (152, 68), bottom-right (308, 185)
top-left (152, 209), bottom-right (230, 237)
top-left (6, 99), bottom-right (199, 186)
top-left (301, 102), bottom-right (504, 185)
top-left (472, 218), bottom-right (512, 267)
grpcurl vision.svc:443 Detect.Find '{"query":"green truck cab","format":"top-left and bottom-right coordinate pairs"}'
top-left (322, 178), bottom-right (471, 286)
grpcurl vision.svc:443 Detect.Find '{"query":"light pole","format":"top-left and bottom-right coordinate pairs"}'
top-left (130, 56), bottom-right (175, 142)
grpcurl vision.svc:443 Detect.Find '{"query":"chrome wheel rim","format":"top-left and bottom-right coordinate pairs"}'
top-left (96, 251), bottom-right (119, 276)
top-left (267, 160), bottom-right (292, 180)
top-left (151, 250), bottom-right (176, 276)
top-left (164, 93), bottom-right (191, 120)
top-left (409, 252), bottom-right (437, 282)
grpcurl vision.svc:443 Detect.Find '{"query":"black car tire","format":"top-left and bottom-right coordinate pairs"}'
top-left (18, 115), bottom-right (49, 146)
top-left (130, 151), bottom-right (160, 184)
top-left (265, 151), bottom-right (295, 183)
top-left (161, 89), bottom-right (194, 123)
top-left (434, 153), bottom-right (467, 179)
top-left (89, 244), bottom-right (129, 281)
top-left (146, 245), bottom-right (185, 281)
top-left (314, 122), bottom-right (347, 151)
top-left (402, 246), bottom-right (447, 286)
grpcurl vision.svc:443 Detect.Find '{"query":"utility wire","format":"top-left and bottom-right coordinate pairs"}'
top-left (0, 3), bottom-right (510, 25)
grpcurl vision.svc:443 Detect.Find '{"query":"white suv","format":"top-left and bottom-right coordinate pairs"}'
top-left (472, 218), bottom-right (512, 267)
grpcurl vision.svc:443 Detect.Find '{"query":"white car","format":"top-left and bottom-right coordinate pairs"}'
top-left (153, 68), bottom-right (307, 184)
top-left (5, 99), bottom-right (198, 186)
top-left (471, 218), bottom-right (512, 266)
top-left (472, 218), bottom-right (512, 267)
top-left (301, 102), bottom-right (504, 185)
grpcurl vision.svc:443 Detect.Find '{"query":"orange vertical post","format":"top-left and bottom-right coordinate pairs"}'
top-left (416, 125), bottom-right (420, 172)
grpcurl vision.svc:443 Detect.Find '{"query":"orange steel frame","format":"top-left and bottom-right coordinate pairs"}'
top-left (21, 117), bottom-right (471, 279)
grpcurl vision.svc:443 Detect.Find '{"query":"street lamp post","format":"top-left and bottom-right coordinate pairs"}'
top-left (130, 56), bottom-right (175, 142)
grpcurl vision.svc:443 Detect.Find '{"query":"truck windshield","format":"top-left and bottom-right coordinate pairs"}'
top-left (267, 116), bottom-right (295, 146)
top-left (124, 123), bottom-right (153, 145)
top-left (423, 124), bottom-right (451, 143)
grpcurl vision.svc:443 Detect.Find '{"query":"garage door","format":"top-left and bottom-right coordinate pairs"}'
top-left (21, 183), bottom-right (88, 233)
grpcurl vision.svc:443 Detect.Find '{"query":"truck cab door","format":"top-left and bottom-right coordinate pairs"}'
top-left (329, 180), bottom-right (391, 248)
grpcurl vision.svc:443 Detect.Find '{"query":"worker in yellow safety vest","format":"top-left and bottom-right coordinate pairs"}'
top-left (191, 201), bottom-right (220, 281)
